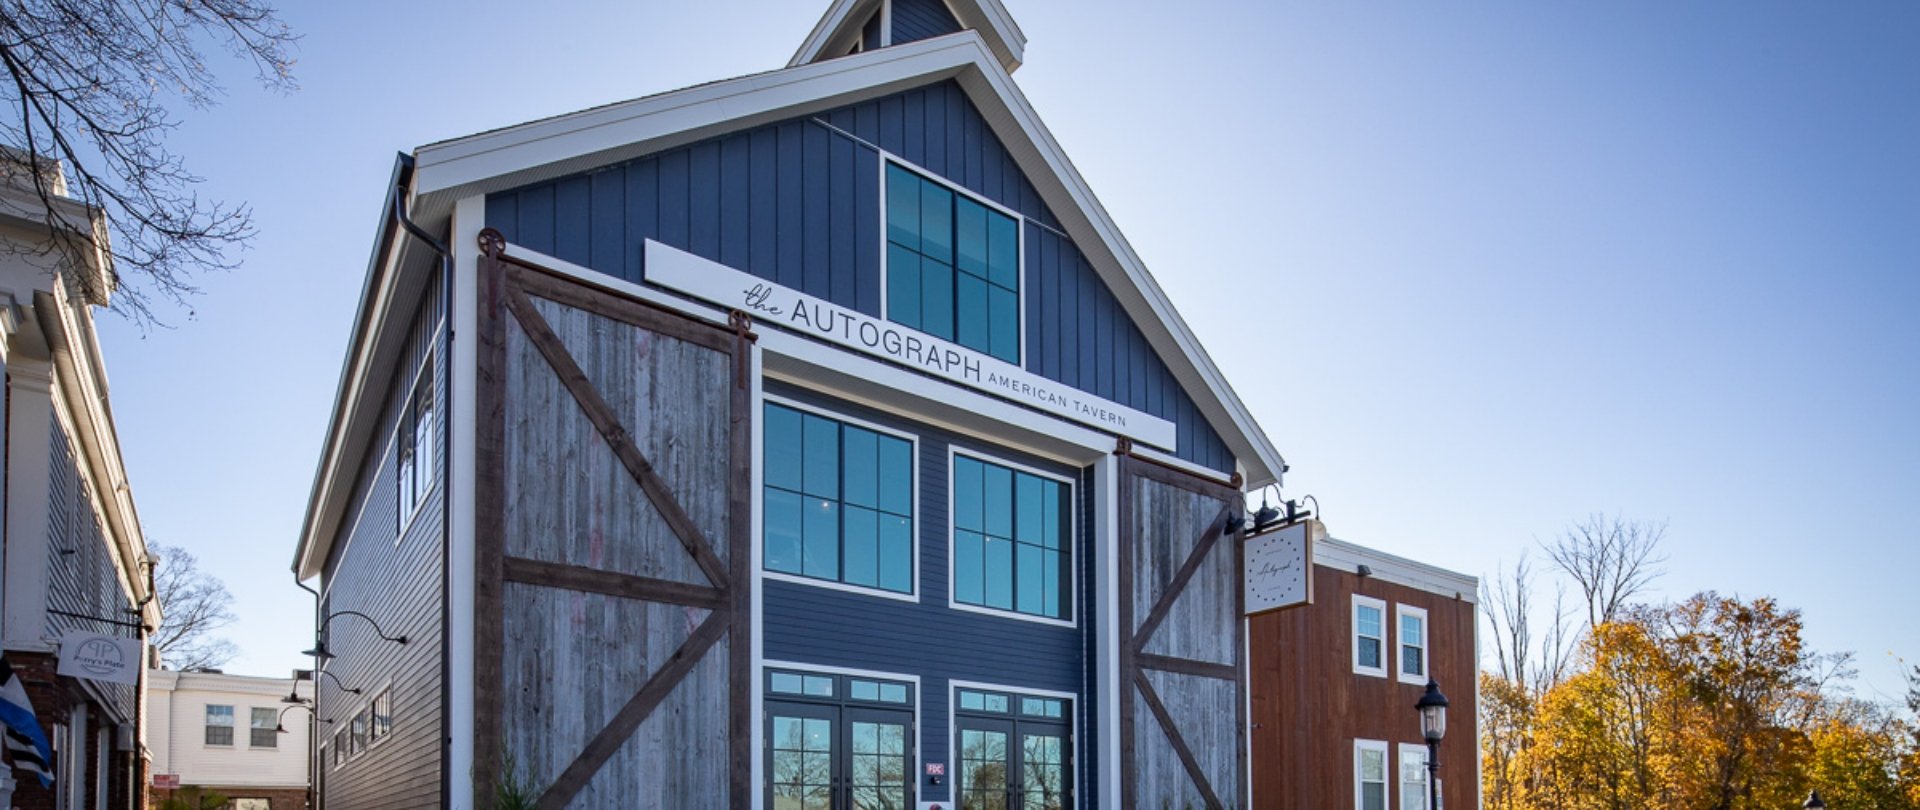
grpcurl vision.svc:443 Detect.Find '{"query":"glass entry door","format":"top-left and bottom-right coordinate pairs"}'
top-left (766, 669), bottom-right (916, 810)
top-left (954, 688), bottom-right (1073, 810)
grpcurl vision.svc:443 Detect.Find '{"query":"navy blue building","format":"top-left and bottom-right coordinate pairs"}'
top-left (294, 1), bottom-right (1285, 808)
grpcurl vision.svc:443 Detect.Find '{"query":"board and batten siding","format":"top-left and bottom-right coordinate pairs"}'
top-left (318, 278), bottom-right (446, 810)
top-left (760, 381), bottom-right (1101, 808)
top-left (484, 79), bottom-right (1234, 474)
top-left (891, 0), bottom-right (962, 45)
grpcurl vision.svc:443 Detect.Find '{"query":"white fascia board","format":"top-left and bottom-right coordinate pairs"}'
top-left (410, 27), bottom-right (1283, 489)
top-left (950, 58), bottom-right (1286, 488)
top-left (788, 0), bottom-right (874, 67)
top-left (787, 0), bottom-right (1024, 73)
top-left (414, 35), bottom-right (981, 215)
top-left (1315, 536), bottom-right (1479, 603)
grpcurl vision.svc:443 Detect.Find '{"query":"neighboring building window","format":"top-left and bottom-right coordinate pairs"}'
top-left (350, 709), bottom-right (368, 755)
top-left (763, 402), bottom-right (915, 594)
top-left (249, 707), bottom-right (277, 748)
top-left (204, 705), bottom-right (234, 746)
top-left (1399, 744), bottom-right (1431, 810)
top-left (955, 687), bottom-right (1073, 809)
top-left (397, 354), bottom-right (436, 530)
top-left (766, 669), bottom-right (915, 810)
top-left (370, 688), bottom-right (392, 742)
top-left (1397, 605), bottom-right (1429, 685)
top-left (1353, 595), bottom-right (1387, 677)
top-left (952, 454), bottom-right (1072, 622)
top-left (1355, 739), bottom-right (1388, 810)
top-left (885, 162), bottom-right (1021, 364)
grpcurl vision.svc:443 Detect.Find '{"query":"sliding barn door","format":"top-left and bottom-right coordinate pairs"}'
top-left (1119, 456), bottom-right (1247, 809)
top-left (474, 230), bottom-right (751, 809)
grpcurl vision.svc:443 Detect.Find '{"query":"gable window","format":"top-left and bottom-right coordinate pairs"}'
top-left (885, 162), bottom-right (1021, 364)
top-left (203, 705), bottom-right (234, 746)
top-left (397, 353), bottom-right (436, 533)
top-left (951, 453), bottom-right (1072, 622)
top-left (1399, 744), bottom-right (1431, 810)
top-left (1397, 605), bottom-right (1429, 685)
top-left (763, 402), bottom-right (916, 595)
top-left (1353, 595), bottom-right (1387, 677)
top-left (249, 707), bottom-right (277, 748)
top-left (1354, 739), bottom-right (1388, 810)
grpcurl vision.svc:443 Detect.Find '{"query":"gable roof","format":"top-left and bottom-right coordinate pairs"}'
top-left (302, 27), bottom-right (1285, 579)
top-left (790, 0), bottom-right (1026, 73)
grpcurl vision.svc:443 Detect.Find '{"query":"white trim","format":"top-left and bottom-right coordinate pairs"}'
top-left (749, 342), bottom-right (768, 810)
top-left (760, 393), bottom-right (922, 603)
top-left (762, 659), bottom-right (923, 807)
top-left (1354, 738), bottom-right (1389, 810)
top-left (878, 0), bottom-right (893, 48)
top-left (1396, 604), bottom-right (1430, 686)
top-left (946, 679), bottom-right (1081, 810)
top-left (1092, 454), bottom-right (1120, 807)
top-left (447, 192), bottom-right (484, 810)
top-left (788, 0), bottom-right (1025, 73)
top-left (1352, 595), bottom-right (1387, 679)
top-left (878, 154), bottom-right (1029, 371)
top-left (1398, 743), bottom-right (1432, 810)
top-left (393, 340), bottom-right (442, 545)
top-left (1316, 537), bottom-right (1478, 603)
top-left (944, 446), bottom-right (1077, 629)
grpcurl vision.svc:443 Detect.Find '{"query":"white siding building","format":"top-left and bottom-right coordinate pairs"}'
top-left (147, 670), bottom-right (312, 809)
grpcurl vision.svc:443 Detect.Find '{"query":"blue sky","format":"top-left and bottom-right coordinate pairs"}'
top-left (94, 1), bottom-right (1919, 699)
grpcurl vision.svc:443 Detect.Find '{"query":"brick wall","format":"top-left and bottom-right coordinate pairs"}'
top-left (6, 651), bottom-right (138, 810)
top-left (146, 785), bottom-right (308, 809)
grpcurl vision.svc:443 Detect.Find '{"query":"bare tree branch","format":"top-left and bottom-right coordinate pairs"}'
top-left (0, 0), bottom-right (296, 324)
top-left (149, 542), bottom-right (237, 670)
top-left (1541, 512), bottom-right (1668, 630)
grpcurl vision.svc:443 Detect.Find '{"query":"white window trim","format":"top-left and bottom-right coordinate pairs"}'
top-left (396, 344), bottom-right (440, 545)
top-left (945, 445), bottom-right (1078, 629)
top-left (878, 153), bottom-right (1029, 370)
top-left (203, 703), bottom-right (235, 748)
top-left (1399, 743), bottom-right (1432, 810)
top-left (366, 682), bottom-right (396, 751)
top-left (1352, 595), bottom-right (1388, 678)
top-left (1396, 604), bottom-right (1430, 685)
top-left (1354, 738), bottom-right (1389, 810)
top-left (949, 679), bottom-right (1081, 810)
top-left (246, 706), bottom-right (280, 750)
top-left (761, 393), bottom-right (923, 603)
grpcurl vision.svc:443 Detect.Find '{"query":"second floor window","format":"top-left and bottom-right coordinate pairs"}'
top-left (1398, 605), bottom-right (1429, 684)
top-left (249, 707), bottom-right (277, 748)
top-left (886, 163), bottom-right (1021, 364)
top-left (397, 354), bottom-right (436, 530)
top-left (204, 705), bottom-right (233, 746)
top-left (764, 402), bottom-right (915, 594)
top-left (952, 454), bottom-right (1071, 622)
top-left (1353, 596), bottom-right (1387, 677)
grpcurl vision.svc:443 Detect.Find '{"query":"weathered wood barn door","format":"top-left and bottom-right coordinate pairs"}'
top-left (474, 230), bottom-right (751, 809)
top-left (1119, 449), bottom-right (1247, 809)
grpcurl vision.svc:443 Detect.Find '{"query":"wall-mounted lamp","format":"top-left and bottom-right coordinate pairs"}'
top-left (301, 610), bottom-right (407, 660)
top-left (1357, 564), bottom-right (1373, 578)
top-left (274, 703), bottom-right (331, 734)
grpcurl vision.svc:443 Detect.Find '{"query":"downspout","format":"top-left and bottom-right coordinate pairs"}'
top-left (388, 155), bottom-right (455, 810)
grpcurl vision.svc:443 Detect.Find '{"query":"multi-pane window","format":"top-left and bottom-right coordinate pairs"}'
top-left (249, 707), bottom-right (277, 748)
top-left (1399, 744), bottom-right (1431, 810)
top-left (1355, 740), bottom-right (1388, 810)
top-left (370, 689), bottom-right (392, 742)
top-left (952, 455), bottom-right (1071, 621)
top-left (1398, 605), bottom-right (1429, 684)
top-left (203, 705), bottom-right (234, 746)
top-left (886, 163), bottom-right (1021, 364)
top-left (766, 669), bottom-right (914, 810)
top-left (764, 403), bottom-right (915, 594)
top-left (1353, 596), bottom-right (1387, 677)
top-left (397, 354), bottom-right (436, 529)
top-left (333, 730), bottom-right (346, 766)
top-left (349, 709), bottom-right (367, 756)
top-left (955, 688), bottom-right (1073, 810)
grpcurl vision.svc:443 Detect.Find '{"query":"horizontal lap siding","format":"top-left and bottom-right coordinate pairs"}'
top-left (44, 420), bottom-right (137, 722)
top-left (890, 0), bottom-right (962, 45)
top-left (319, 281), bottom-right (446, 810)
top-left (760, 382), bottom-right (1101, 807)
top-left (487, 80), bottom-right (1233, 473)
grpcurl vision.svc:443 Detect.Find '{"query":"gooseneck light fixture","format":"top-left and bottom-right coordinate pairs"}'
top-left (1416, 680), bottom-right (1449, 810)
top-left (274, 703), bottom-right (332, 735)
top-left (301, 610), bottom-right (408, 660)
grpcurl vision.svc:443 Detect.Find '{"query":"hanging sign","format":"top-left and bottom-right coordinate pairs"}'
top-left (644, 240), bottom-right (1179, 451)
top-left (57, 631), bottom-right (141, 686)
top-left (1244, 519), bottom-right (1319, 615)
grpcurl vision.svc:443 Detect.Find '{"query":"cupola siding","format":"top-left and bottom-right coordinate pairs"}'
top-left (891, 0), bottom-right (964, 44)
top-left (484, 80), bottom-right (1235, 473)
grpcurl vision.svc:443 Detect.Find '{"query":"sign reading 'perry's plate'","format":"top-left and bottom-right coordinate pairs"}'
top-left (57, 631), bottom-right (142, 686)
top-left (646, 240), bottom-right (1179, 450)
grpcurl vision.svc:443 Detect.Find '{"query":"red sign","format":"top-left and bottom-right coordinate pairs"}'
top-left (151, 774), bottom-right (180, 789)
top-left (925, 762), bottom-right (945, 777)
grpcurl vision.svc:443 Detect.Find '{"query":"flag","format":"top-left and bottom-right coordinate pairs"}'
top-left (0, 655), bottom-right (54, 788)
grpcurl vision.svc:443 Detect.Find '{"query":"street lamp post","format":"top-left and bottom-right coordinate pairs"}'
top-left (1415, 681), bottom-right (1450, 810)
